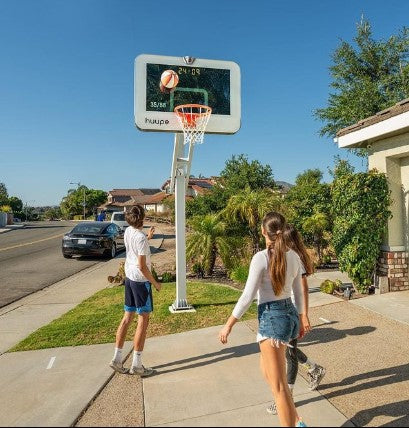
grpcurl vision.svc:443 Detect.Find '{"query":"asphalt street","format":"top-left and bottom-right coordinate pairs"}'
top-left (0, 221), bottom-right (112, 308)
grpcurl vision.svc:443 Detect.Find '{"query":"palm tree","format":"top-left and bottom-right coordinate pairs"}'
top-left (223, 187), bottom-right (283, 254)
top-left (186, 214), bottom-right (243, 276)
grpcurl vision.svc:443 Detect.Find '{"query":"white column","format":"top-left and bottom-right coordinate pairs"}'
top-left (171, 133), bottom-right (194, 312)
top-left (175, 163), bottom-right (187, 308)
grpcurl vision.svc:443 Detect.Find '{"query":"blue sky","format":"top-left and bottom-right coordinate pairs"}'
top-left (1, 0), bottom-right (409, 206)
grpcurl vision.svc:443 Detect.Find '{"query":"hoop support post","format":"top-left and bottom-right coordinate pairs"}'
top-left (169, 133), bottom-right (195, 313)
top-left (169, 104), bottom-right (211, 313)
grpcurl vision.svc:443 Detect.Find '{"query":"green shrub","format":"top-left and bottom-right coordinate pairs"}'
top-left (332, 163), bottom-right (392, 293)
top-left (161, 272), bottom-right (176, 283)
top-left (0, 205), bottom-right (12, 213)
top-left (73, 215), bottom-right (83, 220)
top-left (229, 264), bottom-right (250, 284)
top-left (322, 254), bottom-right (332, 264)
top-left (192, 262), bottom-right (205, 278)
top-left (320, 279), bottom-right (338, 294)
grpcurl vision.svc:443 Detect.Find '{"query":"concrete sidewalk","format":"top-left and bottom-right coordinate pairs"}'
top-left (0, 341), bottom-right (132, 427)
top-left (3, 251), bottom-right (407, 427)
top-left (0, 263), bottom-right (351, 427)
top-left (350, 289), bottom-right (409, 326)
top-left (0, 224), bottom-right (27, 234)
top-left (142, 323), bottom-right (351, 427)
top-left (0, 325), bottom-right (351, 427)
top-left (78, 272), bottom-right (409, 428)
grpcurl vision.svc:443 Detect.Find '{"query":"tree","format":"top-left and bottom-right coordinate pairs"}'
top-left (285, 169), bottom-right (332, 248)
top-left (220, 154), bottom-right (275, 194)
top-left (8, 196), bottom-right (23, 213)
top-left (43, 207), bottom-right (62, 220)
top-left (86, 189), bottom-right (108, 215)
top-left (329, 156), bottom-right (355, 179)
top-left (60, 187), bottom-right (107, 219)
top-left (331, 160), bottom-right (392, 292)
top-left (0, 183), bottom-right (8, 206)
top-left (223, 187), bottom-right (283, 254)
top-left (315, 18), bottom-right (409, 154)
top-left (186, 185), bottom-right (229, 218)
top-left (21, 205), bottom-right (36, 221)
top-left (186, 214), bottom-right (244, 276)
top-left (186, 154), bottom-right (276, 219)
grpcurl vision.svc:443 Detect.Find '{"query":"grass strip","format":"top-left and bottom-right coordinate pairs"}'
top-left (10, 281), bottom-right (256, 352)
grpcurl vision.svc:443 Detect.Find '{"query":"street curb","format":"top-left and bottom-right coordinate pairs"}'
top-left (0, 224), bottom-right (27, 234)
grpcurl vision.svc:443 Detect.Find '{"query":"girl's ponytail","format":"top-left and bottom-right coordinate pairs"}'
top-left (284, 224), bottom-right (314, 276)
top-left (263, 212), bottom-right (287, 295)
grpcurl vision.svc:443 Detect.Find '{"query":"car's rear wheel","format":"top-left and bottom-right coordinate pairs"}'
top-left (105, 242), bottom-right (116, 259)
top-left (63, 254), bottom-right (72, 259)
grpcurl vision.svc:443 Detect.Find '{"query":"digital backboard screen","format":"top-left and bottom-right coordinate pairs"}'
top-left (146, 63), bottom-right (231, 115)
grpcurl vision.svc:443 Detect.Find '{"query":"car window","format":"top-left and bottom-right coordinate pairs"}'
top-left (113, 213), bottom-right (126, 222)
top-left (72, 224), bottom-right (106, 234)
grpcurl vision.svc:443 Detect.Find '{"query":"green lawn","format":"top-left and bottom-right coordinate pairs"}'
top-left (10, 282), bottom-right (257, 352)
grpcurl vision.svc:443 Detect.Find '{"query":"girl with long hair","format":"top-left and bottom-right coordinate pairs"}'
top-left (266, 224), bottom-right (326, 415)
top-left (219, 212), bottom-right (308, 427)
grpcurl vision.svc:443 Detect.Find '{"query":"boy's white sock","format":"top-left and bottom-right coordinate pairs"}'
top-left (113, 347), bottom-right (122, 363)
top-left (132, 350), bottom-right (143, 368)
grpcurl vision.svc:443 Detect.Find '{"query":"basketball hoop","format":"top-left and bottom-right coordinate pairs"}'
top-left (174, 104), bottom-right (212, 145)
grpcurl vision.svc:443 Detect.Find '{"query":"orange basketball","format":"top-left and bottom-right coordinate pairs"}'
top-left (160, 70), bottom-right (179, 89)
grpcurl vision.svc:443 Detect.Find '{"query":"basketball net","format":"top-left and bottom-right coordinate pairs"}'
top-left (174, 104), bottom-right (212, 145)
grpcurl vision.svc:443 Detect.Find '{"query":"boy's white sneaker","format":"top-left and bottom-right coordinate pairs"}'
top-left (109, 360), bottom-right (129, 374)
top-left (129, 365), bottom-right (155, 377)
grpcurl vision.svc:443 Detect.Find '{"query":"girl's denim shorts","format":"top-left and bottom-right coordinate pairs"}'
top-left (257, 298), bottom-right (299, 346)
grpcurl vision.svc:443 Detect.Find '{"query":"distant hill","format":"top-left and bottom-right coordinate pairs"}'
top-left (275, 181), bottom-right (294, 192)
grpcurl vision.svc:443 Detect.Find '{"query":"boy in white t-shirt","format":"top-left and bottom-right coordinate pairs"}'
top-left (109, 205), bottom-right (161, 376)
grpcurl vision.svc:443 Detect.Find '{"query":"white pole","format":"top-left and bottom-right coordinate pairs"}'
top-left (171, 133), bottom-right (194, 312)
top-left (175, 161), bottom-right (187, 306)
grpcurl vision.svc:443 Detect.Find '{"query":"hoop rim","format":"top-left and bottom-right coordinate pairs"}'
top-left (174, 103), bottom-right (212, 116)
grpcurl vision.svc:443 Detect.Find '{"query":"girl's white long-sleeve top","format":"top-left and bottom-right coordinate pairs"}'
top-left (232, 249), bottom-right (304, 319)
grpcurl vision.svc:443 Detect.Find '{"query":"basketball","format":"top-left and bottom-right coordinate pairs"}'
top-left (159, 82), bottom-right (171, 94)
top-left (160, 70), bottom-right (179, 89)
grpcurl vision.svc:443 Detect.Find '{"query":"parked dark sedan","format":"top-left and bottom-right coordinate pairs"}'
top-left (62, 221), bottom-right (125, 259)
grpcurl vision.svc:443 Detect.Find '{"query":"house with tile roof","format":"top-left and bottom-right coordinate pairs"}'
top-left (335, 98), bottom-right (409, 292)
top-left (161, 177), bottom-right (217, 197)
top-left (98, 188), bottom-right (168, 214)
top-left (98, 179), bottom-right (217, 215)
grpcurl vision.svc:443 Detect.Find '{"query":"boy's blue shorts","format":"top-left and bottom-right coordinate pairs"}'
top-left (124, 278), bottom-right (153, 314)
